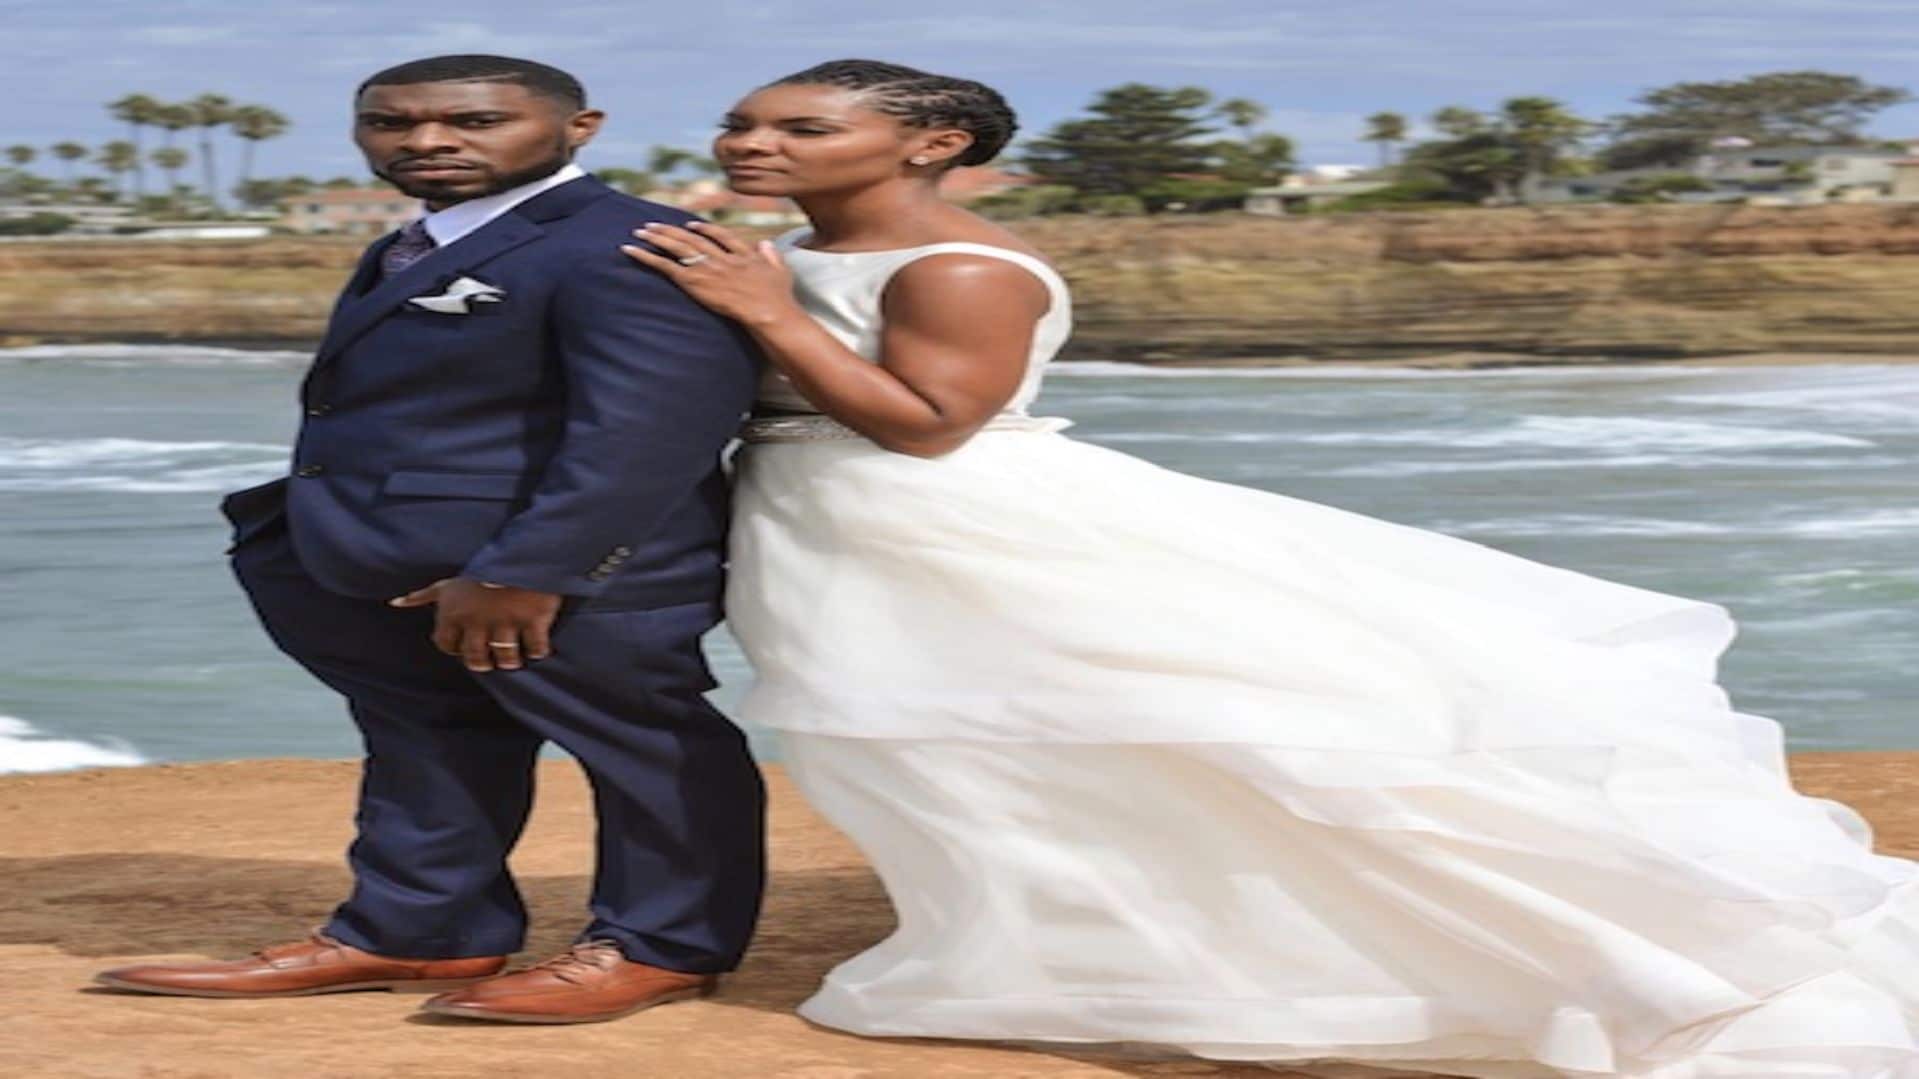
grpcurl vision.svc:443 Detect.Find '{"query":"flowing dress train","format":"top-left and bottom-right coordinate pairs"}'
top-left (724, 232), bottom-right (1919, 1078)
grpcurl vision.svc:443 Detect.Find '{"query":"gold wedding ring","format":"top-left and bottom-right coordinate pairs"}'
top-left (677, 254), bottom-right (709, 266)
top-left (487, 641), bottom-right (520, 649)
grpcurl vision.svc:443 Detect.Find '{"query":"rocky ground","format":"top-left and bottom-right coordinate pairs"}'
top-left (4, 754), bottom-right (1917, 1078)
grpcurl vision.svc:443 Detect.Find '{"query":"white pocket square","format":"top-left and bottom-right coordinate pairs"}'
top-left (407, 276), bottom-right (506, 314)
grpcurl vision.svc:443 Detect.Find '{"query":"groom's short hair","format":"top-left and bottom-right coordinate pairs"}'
top-left (358, 54), bottom-right (587, 110)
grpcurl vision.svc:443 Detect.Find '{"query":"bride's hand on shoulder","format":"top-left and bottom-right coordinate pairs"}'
top-left (621, 220), bottom-right (797, 327)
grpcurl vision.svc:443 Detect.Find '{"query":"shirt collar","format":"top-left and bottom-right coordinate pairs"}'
top-left (417, 162), bottom-right (587, 247)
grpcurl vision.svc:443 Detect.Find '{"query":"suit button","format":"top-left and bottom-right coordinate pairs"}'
top-left (296, 464), bottom-right (325, 477)
top-left (586, 570), bottom-right (611, 581)
top-left (611, 546), bottom-right (633, 557)
top-left (305, 404), bottom-right (334, 417)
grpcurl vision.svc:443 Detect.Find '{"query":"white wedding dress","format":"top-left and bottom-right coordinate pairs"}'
top-left (724, 230), bottom-right (1919, 1078)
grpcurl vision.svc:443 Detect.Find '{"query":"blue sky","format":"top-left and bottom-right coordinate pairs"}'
top-left (10, 0), bottom-right (1919, 180)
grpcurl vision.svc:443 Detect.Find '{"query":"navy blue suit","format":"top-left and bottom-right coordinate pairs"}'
top-left (221, 175), bottom-right (766, 971)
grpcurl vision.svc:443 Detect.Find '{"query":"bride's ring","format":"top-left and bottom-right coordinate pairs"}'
top-left (677, 254), bottom-right (709, 266)
top-left (487, 641), bottom-right (520, 649)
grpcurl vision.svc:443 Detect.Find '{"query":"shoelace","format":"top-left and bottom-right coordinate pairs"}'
top-left (528, 940), bottom-right (625, 984)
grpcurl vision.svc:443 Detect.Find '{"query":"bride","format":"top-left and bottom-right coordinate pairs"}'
top-left (619, 60), bottom-right (1919, 1078)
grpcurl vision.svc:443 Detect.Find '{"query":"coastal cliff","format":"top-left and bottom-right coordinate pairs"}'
top-left (3, 755), bottom-right (1916, 1077)
top-left (12, 203), bottom-right (1919, 361)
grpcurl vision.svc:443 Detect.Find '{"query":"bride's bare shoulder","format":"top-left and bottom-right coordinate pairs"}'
top-left (959, 225), bottom-right (1048, 260)
top-left (920, 208), bottom-right (1051, 262)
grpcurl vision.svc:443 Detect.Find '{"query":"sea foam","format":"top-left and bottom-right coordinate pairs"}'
top-left (0, 437), bottom-right (288, 493)
top-left (1294, 415), bottom-right (1871, 451)
top-left (1438, 513), bottom-right (1737, 538)
top-left (0, 343), bottom-right (310, 367)
top-left (1046, 360), bottom-right (1744, 380)
top-left (1779, 508), bottom-right (1919, 538)
top-left (0, 715), bottom-right (146, 774)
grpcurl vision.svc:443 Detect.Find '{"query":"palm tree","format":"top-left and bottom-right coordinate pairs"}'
top-left (227, 105), bottom-right (290, 195)
top-left (647, 145), bottom-right (719, 182)
top-left (50, 141), bottom-right (88, 183)
top-left (187, 93), bottom-right (234, 209)
top-left (1216, 98), bottom-right (1269, 141)
top-left (5, 145), bottom-right (35, 168)
top-left (1501, 96), bottom-right (1588, 203)
top-left (107, 93), bottom-right (162, 200)
top-left (96, 140), bottom-right (139, 200)
top-left (648, 146), bottom-right (696, 176)
top-left (151, 147), bottom-right (190, 206)
top-left (153, 103), bottom-right (195, 150)
top-left (1431, 106), bottom-right (1486, 139)
top-left (1363, 112), bottom-right (1409, 167)
top-left (594, 167), bottom-right (658, 195)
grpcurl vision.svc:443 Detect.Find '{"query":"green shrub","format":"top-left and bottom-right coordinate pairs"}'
top-left (1078, 194), bottom-right (1148, 216)
top-left (0, 213), bottom-right (76, 236)
top-left (1608, 173), bottom-right (1714, 204)
top-left (1138, 177), bottom-right (1254, 212)
top-left (1322, 179), bottom-right (1471, 212)
top-left (971, 184), bottom-right (1079, 220)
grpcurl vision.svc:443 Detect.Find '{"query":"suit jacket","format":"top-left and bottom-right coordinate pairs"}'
top-left (220, 175), bottom-right (762, 608)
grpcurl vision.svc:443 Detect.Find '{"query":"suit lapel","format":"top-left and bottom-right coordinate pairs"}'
top-left (311, 176), bottom-right (615, 368)
top-left (314, 217), bottom-right (540, 366)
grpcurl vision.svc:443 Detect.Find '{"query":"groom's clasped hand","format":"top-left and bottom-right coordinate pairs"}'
top-left (386, 577), bottom-right (560, 672)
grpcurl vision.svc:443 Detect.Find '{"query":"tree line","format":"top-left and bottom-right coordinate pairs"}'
top-left (985, 69), bottom-right (1914, 215)
top-left (7, 70), bottom-right (1911, 226)
top-left (3, 93), bottom-right (289, 215)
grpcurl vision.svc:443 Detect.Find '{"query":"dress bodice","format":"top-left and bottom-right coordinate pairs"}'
top-left (755, 229), bottom-right (1073, 415)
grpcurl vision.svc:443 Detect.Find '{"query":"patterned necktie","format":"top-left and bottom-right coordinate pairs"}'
top-left (380, 219), bottom-right (437, 278)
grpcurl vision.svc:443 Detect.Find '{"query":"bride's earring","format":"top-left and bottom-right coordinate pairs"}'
top-left (909, 156), bottom-right (930, 166)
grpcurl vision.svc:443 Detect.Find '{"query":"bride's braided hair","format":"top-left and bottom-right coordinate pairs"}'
top-left (770, 59), bottom-right (1017, 168)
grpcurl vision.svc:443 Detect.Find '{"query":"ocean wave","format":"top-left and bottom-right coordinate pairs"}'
top-left (0, 461), bottom-right (288, 493)
top-left (0, 436), bottom-right (287, 470)
top-left (1436, 514), bottom-right (1736, 538)
top-left (1438, 511), bottom-right (1919, 540)
top-left (1045, 360), bottom-right (1745, 380)
top-left (0, 343), bottom-right (310, 367)
top-left (1669, 368), bottom-right (1919, 423)
top-left (0, 715), bottom-right (146, 775)
top-left (0, 437), bottom-right (288, 493)
top-left (1778, 508), bottom-right (1919, 538)
top-left (1088, 431), bottom-right (1294, 444)
top-left (1295, 415), bottom-right (1872, 451)
top-left (1321, 453), bottom-right (1907, 477)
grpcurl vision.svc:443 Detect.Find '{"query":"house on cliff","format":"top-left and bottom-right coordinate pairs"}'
top-left (1540, 144), bottom-right (1919, 205)
top-left (1245, 167), bottom-right (1390, 214)
top-left (280, 188), bottom-right (415, 236)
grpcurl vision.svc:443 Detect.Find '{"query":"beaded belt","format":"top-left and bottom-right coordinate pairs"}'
top-left (738, 412), bottom-right (1073, 444)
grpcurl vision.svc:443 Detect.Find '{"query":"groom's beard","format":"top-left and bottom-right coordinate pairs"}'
top-left (377, 141), bottom-right (573, 206)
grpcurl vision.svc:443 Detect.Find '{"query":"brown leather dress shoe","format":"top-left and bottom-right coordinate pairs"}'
top-left (419, 940), bottom-right (717, 1024)
top-left (93, 929), bottom-right (507, 998)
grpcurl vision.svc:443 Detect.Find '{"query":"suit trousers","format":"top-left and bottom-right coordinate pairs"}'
top-left (230, 520), bottom-right (766, 972)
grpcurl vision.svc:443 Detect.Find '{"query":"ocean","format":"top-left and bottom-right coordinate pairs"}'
top-left (2, 345), bottom-right (1915, 773)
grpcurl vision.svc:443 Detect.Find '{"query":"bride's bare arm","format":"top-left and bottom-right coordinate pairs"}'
top-left (622, 221), bottom-right (1049, 458)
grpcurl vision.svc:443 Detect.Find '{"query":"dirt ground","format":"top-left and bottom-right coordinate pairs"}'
top-left (5, 754), bottom-right (1916, 1078)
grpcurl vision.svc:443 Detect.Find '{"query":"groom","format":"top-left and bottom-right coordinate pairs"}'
top-left (94, 55), bottom-right (767, 1023)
